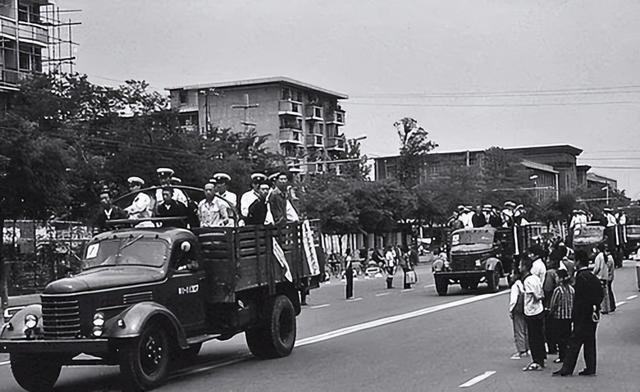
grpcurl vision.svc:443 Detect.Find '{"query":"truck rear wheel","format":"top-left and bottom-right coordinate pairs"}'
top-left (118, 321), bottom-right (171, 391)
top-left (435, 277), bottom-right (448, 296)
top-left (246, 295), bottom-right (296, 359)
top-left (10, 353), bottom-right (61, 392)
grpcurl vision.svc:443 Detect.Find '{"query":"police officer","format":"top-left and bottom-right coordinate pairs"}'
top-left (124, 176), bottom-right (152, 219)
top-left (240, 173), bottom-right (269, 225)
top-left (155, 168), bottom-right (188, 208)
top-left (345, 248), bottom-right (354, 299)
top-left (211, 172), bottom-right (238, 224)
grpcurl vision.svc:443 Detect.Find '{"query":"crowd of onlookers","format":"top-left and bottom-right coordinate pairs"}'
top-left (508, 239), bottom-right (614, 376)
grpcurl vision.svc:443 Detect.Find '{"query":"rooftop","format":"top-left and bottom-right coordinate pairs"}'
top-left (373, 144), bottom-right (584, 160)
top-left (166, 76), bottom-right (348, 100)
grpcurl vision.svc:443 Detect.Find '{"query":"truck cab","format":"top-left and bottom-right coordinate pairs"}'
top-left (1, 220), bottom-right (321, 392)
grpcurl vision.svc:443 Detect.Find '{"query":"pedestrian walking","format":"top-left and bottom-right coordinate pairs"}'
top-left (592, 243), bottom-right (610, 314)
top-left (508, 271), bottom-right (529, 360)
top-left (384, 246), bottom-right (395, 289)
top-left (543, 259), bottom-right (560, 355)
top-left (553, 250), bottom-right (604, 377)
top-left (606, 248), bottom-right (616, 312)
top-left (548, 268), bottom-right (574, 364)
top-left (345, 248), bottom-right (354, 299)
top-left (520, 256), bottom-right (546, 371)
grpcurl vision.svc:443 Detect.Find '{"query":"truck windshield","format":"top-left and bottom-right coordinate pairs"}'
top-left (573, 227), bottom-right (604, 240)
top-left (82, 238), bottom-right (168, 270)
top-left (451, 231), bottom-right (494, 246)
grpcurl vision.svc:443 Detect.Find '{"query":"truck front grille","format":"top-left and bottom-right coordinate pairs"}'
top-left (42, 296), bottom-right (80, 339)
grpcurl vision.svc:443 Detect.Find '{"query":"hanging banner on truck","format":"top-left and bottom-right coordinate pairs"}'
top-left (302, 220), bottom-right (321, 276)
top-left (272, 239), bottom-right (293, 282)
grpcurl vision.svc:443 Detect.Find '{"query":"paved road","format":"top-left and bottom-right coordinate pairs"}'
top-left (1, 261), bottom-right (639, 392)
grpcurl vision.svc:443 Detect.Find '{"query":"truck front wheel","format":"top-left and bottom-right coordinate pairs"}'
top-left (118, 321), bottom-right (171, 392)
top-left (10, 353), bottom-right (61, 392)
top-left (435, 277), bottom-right (448, 296)
top-left (487, 268), bottom-right (501, 293)
top-left (246, 295), bottom-right (296, 359)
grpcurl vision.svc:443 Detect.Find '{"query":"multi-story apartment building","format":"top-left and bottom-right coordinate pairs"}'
top-left (0, 0), bottom-right (50, 102)
top-left (166, 77), bottom-right (348, 174)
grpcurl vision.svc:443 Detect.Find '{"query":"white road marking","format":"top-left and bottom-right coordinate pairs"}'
top-left (375, 292), bottom-right (391, 297)
top-left (616, 301), bottom-right (626, 307)
top-left (626, 295), bottom-right (638, 300)
top-left (169, 356), bottom-right (251, 380)
top-left (401, 288), bottom-right (415, 293)
top-left (459, 371), bottom-right (496, 388)
top-left (310, 304), bottom-right (330, 309)
top-left (346, 297), bottom-right (363, 302)
top-left (0, 360), bottom-right (8, 366)
top-left (296, 290), bottom-right (508, 347)
top-left (424, 284), bottom-right (435, 288)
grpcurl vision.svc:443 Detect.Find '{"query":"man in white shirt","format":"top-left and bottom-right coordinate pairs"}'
top-left (240, 173), bottom-right (267, 222)
top-left (520, 257), bottom-right (546, 370)
top-left (124, 176), bottom-right (152, 219)
top-left (197, 183), bottom-right (229, 227)
top-left (528, 245), bottom-right (547, 285)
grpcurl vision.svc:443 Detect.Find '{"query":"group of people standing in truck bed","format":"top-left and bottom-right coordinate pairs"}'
top-left (447, 200), bottom-right (530, 230)
top-left (94, 167), bottom-right (300, 232)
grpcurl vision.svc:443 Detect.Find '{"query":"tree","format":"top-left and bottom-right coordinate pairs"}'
top-left (393, 117), bottom-right (438, 188)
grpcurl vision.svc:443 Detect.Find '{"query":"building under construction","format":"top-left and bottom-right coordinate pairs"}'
top-left (0, 0), bottom-right (78, 107)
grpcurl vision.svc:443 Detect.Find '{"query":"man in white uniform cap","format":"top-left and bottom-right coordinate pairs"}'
top-left (124, 176), bottom-right (152, 219)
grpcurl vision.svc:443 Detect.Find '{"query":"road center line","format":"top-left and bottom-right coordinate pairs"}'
top-left (296, 290), bottom-right (508, 347)
top-left (616, 301), bottom-right (626, 307)
top-left (401, 288), bottom-right (415, 293)
top-left (459, 371), bottom-right (496, 388)
top-left (0, 360), bottom-right (8, 366)
top-left (375, 292), bottom-right (391, 297)
top-left (626, 295), bottom-right (638, 300)
top-left (424, 284), bottom-right (435, 289)
top-left (346, 297), bottom-right (363, 302)
top-left (310, 304), bottom-right (330, 309)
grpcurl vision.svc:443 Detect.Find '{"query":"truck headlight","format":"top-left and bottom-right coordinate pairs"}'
top-left (24, 314), bottom-right (38, 330)
top-left (93, 312), bottom-right (105, 327)
top-left (475, 259), bottom-right (481, 267)
top-left (444, 260), bottom-right (450, 269)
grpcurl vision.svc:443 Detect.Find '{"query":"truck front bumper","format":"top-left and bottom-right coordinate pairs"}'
top-left (0, 338), bottom-right (109, 354)
top-left (433, 271), bottom-right (488, 280)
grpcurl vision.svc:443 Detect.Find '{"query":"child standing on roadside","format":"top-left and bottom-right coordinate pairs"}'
top-left (548, 268), bottom-right (575, 364)
top-left (509, 270), bottom-right (529, 360)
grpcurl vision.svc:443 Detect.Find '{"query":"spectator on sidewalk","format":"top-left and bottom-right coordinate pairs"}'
top-left (520, 256), bottom-right (546, 371)
top-left (553, 250), bottom-right (604, 377)
top-left (384, 246), bottom-right (396, 289)
top-left (345, 248), bottom-right (354, 299)
top-left (592, 244), bottom-right (611, 314)
top-left (508, 271), bottom-right (529, 360)
top-left (548, 269), bottom-right (574, 364)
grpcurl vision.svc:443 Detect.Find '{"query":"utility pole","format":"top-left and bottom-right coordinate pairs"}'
top-left (232, 94), bottom-right (259, 131)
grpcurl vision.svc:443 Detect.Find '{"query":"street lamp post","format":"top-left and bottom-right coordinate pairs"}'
top-left (602, 185), bottom-right (609, 205)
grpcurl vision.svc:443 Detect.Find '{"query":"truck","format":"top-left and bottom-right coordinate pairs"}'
top-left (431, 224), bottom-right (545, 296)
top-left (0, 218), bottom-right (323, 392)
top-left (572, 224), bottom-right (605, 261)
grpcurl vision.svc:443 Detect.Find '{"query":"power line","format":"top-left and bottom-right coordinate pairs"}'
top-left (346, 100), bottom-right (638, 108)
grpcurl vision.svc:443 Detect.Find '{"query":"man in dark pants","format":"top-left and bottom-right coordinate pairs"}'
top-left (345, 249), bottom-right (354, 299)
top-left (553, 250), bottom-right (604, 377)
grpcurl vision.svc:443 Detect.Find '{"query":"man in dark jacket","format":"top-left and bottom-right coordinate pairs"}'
top-left (553, 250), bottom-right (604, 376)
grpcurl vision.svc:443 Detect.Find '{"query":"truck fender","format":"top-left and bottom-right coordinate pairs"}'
top-left (104, 302), bottom-right (188, 349)
top-left (484, 257), bottom-right (502, 273)
top-left (0, 304), bottom-right (41, 340)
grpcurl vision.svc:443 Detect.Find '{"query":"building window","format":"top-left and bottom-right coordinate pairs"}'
top-left (315, 135), bottom-right (322, 145)
top-left (296, 91), bottom-right (302, 102)
top-left (179, 90), bottom-right (187, 104)
top-left (335, 111), bottom-right (344, 123)
top-left (281, 88), bottom-right (292, 100)
top-left (317, 123), bottom-right (324, 134)
top-left (314, 107), bottom-right (322, 118)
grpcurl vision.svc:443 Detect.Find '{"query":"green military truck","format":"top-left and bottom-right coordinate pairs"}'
top-left (0, 218), bottom-right (323, 391)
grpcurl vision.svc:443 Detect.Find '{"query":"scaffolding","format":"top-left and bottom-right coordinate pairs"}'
top-left (0, 1), bottom-right (80, 91)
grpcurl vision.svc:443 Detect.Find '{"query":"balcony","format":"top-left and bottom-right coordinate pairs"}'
top-left (306, 135), bottom-right (324, 148)
top-left (0, 16), bottom-right (16, 38)
top-left (305, 105), bottom-right (323, 121)
top-left (0, 69), bottom-right (29, 90)
top-left (18, 22), bottom-right (48, 46)
top-left (326, 136), bottom-right (346, 151)
top-left (327, 109), bottom-right (345, 125)
top-left (278, 100), bottom-right (303, 116)
top-left (279, 128), bottom-right (303, 145)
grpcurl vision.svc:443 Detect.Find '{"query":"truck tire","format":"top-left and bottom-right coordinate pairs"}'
top-left (118, 321), bottom-right (171, 392)
top-left (487, 268), bottom-right (501, 293)
top-left (10, 353), bottom-right (61, 392)
top-left (435, 277), bottom-right (448, 296)
top-left (246, 295), bottom-right (296, 359)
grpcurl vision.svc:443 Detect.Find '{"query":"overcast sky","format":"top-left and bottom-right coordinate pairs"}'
top-left (59, 0), bottom-right (640, 198)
